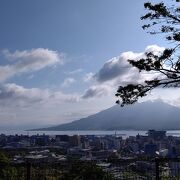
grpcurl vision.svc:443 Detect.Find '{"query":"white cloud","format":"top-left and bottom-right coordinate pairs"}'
top-left (145, 45), bottom-right (165, 54)
top-left (83, 45), bottom-right (165, 99)
top-left (94, 51), bottom-right (141, 83)
top-left (94, 45), bottom-right (164, 84)
top-left (0, 83), bottom-right (79, 107)
top-left (61, 77), bottom-right (76, 87)
top-left (83, 72), bottom-right (94, 82)
top-left (0, 48), bottom-right (63, 82)
top-left (82, 85), bottom-right (112, 99)
top-left (0, 83), bottom-right (115, 129)
top-left (66, 68), bottom-right (83, 75)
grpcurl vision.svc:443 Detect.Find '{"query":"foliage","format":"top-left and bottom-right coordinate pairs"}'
top-left (116, 0), bottom-right (180, 106)
top-left (61, 161), bottom-right (114, 180)
top-left (0, 151), bottom-right (10, 164)
top-left (0, 167), bottom-right (18, 180)
top-left (0, 152), bottom-right (19, 180)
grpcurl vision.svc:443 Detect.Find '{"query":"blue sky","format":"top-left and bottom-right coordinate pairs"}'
top-left (0, 0), bottom-right (177, 130)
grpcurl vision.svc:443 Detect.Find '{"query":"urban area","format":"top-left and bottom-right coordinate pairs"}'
top-left (0, 130), bottom-right (180, 179)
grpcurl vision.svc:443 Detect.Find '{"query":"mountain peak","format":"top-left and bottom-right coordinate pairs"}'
top-left (36, 101), bottom-right (180, 131)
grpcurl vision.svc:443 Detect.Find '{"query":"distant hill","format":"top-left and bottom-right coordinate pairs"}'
top-left (35, 101), bottom-right (180, 131)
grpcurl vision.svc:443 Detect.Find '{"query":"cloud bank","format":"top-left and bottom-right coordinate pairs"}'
top-left (82, 45), bottom-right (165, 99)
top-left (0, 83), bottom-right (79, 107)
top-left (0, 48), bottom-right (63, 82)
top-left (95, 45), bottom-right (164, 84)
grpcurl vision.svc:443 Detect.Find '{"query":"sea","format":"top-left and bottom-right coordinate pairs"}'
top-left (1, 130), bottom-right (180, 138)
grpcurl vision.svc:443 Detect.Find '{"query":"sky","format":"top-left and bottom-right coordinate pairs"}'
top-left (0, 0), bottom-right (178, 130)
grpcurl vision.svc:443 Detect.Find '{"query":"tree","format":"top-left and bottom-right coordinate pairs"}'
top-left (0, 151), bottom-right (18, 180)
top-left (61, 161), bottom-right (114, 180)
top-left (116, 0), bottom-right (180, 106)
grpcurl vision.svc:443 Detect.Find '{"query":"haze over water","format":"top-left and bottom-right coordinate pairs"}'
top-left (1, 130), bottom-right (180, 139)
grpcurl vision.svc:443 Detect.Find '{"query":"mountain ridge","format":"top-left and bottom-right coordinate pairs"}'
top-left (33, 101), bottom-right (180, 131)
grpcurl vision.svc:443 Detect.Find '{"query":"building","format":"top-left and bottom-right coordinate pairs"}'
top-left (69, 135), bottom-right (81, 147)
top-left (148, 130), bottom-right (166, 140)
top-left (144, 143), bottom-right (157, 156)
